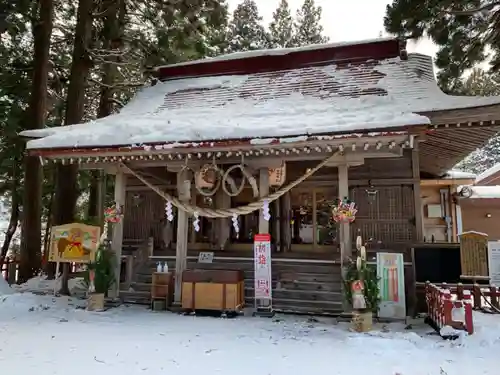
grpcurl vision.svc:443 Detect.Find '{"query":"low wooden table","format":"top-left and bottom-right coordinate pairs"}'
top-left (151, 272), bottom-right (174, 310)
top-left (181, 269), bottom-right (244, 314)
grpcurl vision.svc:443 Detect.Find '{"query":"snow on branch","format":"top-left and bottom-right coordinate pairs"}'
top-left (443, 1), bottom-right (500, 16)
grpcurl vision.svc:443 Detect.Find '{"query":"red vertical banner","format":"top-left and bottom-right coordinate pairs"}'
top-left (254, 234), bottom-right (272, 302)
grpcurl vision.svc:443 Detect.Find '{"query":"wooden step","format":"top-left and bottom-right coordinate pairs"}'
top-left (146, 260), bottom-right (340, 275)
top-left (244, 288), bottom-right (342, 302)
top-left (120, 290), bottom-right (150, 305)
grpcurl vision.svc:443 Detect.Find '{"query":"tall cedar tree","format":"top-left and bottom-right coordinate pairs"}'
top-left (384, 1), bottom-right (500, 91)
top-left (455, 69), bottom-right (500, 173)
top-left (18, 0), bottom-right (54, 282)
top-left (54, 0), bottom-right (94, 295)
top-left (0, 1), bottom-right (34, 265)
top-left (268, 0), bottom-right (296, 48)
top-left (87, 0), bottom-right (126, 222)
top-left (293, 0), bottom-right (329, 46)
top-left (227, 0), bottom-right (268, 52)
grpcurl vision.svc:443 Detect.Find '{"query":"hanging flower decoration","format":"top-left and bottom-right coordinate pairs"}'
top-left (232, 213), bottom-right (239, 238)
top-left (332, 198), bottom-right (357, 223)
top-left (193, 212), bottom-right (200, 232)
top-left (104, 204), bottom-right (123, 223)
top-left (165, 201), bottom-right (174, 222)
top-left (262, 200), bottom-right (271, 221)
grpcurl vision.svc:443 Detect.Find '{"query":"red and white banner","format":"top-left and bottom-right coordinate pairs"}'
top-left (254, 234), bottom-right (272, 300)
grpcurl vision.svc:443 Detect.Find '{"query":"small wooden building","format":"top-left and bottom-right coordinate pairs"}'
top-left (420, 170), bottom-right (475, 243)
top-left (21, 37), bottom-right (500, 315)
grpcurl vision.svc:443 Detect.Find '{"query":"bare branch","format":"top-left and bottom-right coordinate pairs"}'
top-left (89, 77), bottom-right (144, 88)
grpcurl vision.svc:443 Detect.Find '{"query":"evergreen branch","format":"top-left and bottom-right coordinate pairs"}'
top-left (443, 1), bottom-right (500, 16)
top-left (110, 97), bottom-right (126, 108)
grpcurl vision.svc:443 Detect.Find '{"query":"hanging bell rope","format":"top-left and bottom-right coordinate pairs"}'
top-left (221, 164), bottom-right (259, 197)
top-left (193, 164), bottom-right (223, 197)
top-left (120, 151), bottom-right (339, 219)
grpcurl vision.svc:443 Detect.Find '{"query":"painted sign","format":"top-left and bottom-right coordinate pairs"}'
top-left (198, 251), bottom-right (214, 264)
top-left (48, 223), bottom-right (101, 263)
top-left (254, 234), bottom-right (272, 300)
top-left (377, 252), bottom-right (406, 319)
top-left (488, 241), bottom-right (500, 286)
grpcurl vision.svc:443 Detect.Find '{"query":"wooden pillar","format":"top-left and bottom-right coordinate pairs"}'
top-left (258, 168), bottom-right (270, 234)
top-left (189, 185), bottom-right (196, 245)
top-left (412, 146), bottom-right (424, 242)
top-left (162, 219), bottom-right (173, 250)
top-left (450, 186), bottom-right (458, 242)
top-left (111, 169), bottom-right (126, 298)
top-left (215, 188), bottom-right (231, 250)
top-left (281, 193), bottom-right (291, 252)
top-left (338, 164), bottom-right (351, 260)
top-left (174, 170), bottom-right (191, 304)
top-left (273, 196), bottom-right (281, 251)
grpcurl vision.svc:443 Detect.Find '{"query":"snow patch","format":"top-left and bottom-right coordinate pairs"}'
top-left (458, 185), bottom-right (500, 199)
top-left (476, 163), bottom-right (500, 184)
top-left (0, 291), bottom-right (500, 374)
top-left (0, 277), bottom-right (13, 295)
top-left (444, 170), bottom-right (476, 179)
top-left (11, 275), bottom-right (86, 295)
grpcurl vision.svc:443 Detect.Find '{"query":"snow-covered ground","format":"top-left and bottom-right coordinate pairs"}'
top-left (1, 279), bottom-right (500, 375)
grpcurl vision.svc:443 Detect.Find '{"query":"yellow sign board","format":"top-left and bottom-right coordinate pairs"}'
top-left (460, 231), bottom-right (489, 278)
top-left (48, 223), bottom-right (101, 263)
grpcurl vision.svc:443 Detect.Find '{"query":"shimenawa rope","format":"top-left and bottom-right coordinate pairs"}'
top-left (120, 152), bottom-right (339, 219)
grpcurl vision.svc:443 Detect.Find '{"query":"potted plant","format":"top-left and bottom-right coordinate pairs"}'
top-left (83, 243), bottom-right (115, 311)
top-left (343, 237), bottom-right (380, 332)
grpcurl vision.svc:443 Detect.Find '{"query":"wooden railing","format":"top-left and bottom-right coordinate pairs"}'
top-left (1, 257), bottom-right (19, 284)
top-left (122, 237), bottom-right (154, 289)
top-left (424, 282), bottom-right (475, 335)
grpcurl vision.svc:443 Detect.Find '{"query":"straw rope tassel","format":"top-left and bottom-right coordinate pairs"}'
top-left (119, 152), bottom-right (339, 219)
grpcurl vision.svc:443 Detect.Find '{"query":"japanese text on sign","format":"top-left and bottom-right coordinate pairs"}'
top-left (254, 234), bottom-right (272, 300)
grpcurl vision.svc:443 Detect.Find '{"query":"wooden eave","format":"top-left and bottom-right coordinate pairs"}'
top-left (415, 105), bottom-right (500, 176)
top-left (476, 170), bottom-right (500, 186)
top-left (420, 178), bottom-right (475, 186)
top-left (30, 132), bottom-right (416, 167)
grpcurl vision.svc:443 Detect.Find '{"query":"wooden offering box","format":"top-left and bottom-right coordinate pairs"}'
top-left (182, 269), bottom-right (245, 312)
top-left (151, 272), bottom-right (174, 307)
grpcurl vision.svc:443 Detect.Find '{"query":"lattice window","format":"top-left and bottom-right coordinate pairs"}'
top-left (349, 185), bottom-right (415, 245)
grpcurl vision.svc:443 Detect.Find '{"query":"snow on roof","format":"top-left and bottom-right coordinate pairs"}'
top-left (154, 37), bottom-right (399, 70)
top-left (460, 230), bottom-right (488, 237)
top-left (458, 185), bottom-right (500, 199)
top-left (22, 52), bottom-right (500, 150)
top-left (443, 170), bottom-right (476, 179)
top-left (475, 163), bottom-right (500, 184)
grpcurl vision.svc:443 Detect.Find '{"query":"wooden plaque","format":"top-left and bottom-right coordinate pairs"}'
top-left (460, 231), bottom-right (489, 279)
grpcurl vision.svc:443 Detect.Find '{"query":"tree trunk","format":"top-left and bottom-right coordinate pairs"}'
top-left (54, 0), bottom-right (94, 295)
top-left (18, 0), bottom-right (54, 283)
top-left (44, 171), bottom-right (56, 279)
top-left (0, 164), bottom-right (21, 272)
top-left (87, 0), bottom-right (125, 222)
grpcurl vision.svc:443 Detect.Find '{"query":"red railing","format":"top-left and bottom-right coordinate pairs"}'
top-left (425, 282), bottom-right (474, 335)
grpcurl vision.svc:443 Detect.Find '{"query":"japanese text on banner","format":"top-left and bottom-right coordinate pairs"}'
top-left (254, 234), bottom-right (272, 300)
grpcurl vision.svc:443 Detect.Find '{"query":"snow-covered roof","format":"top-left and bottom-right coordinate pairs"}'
top-left (153, 37), bottom-right (400, 70)
top-left (443, 170), bottom-right (477, 179)
top-left (21, 40), bottom-right (500, 151)
top-left (476, 163), bottom-right (500, 185)
top-left (458, 185), bottom-right (500, 199)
